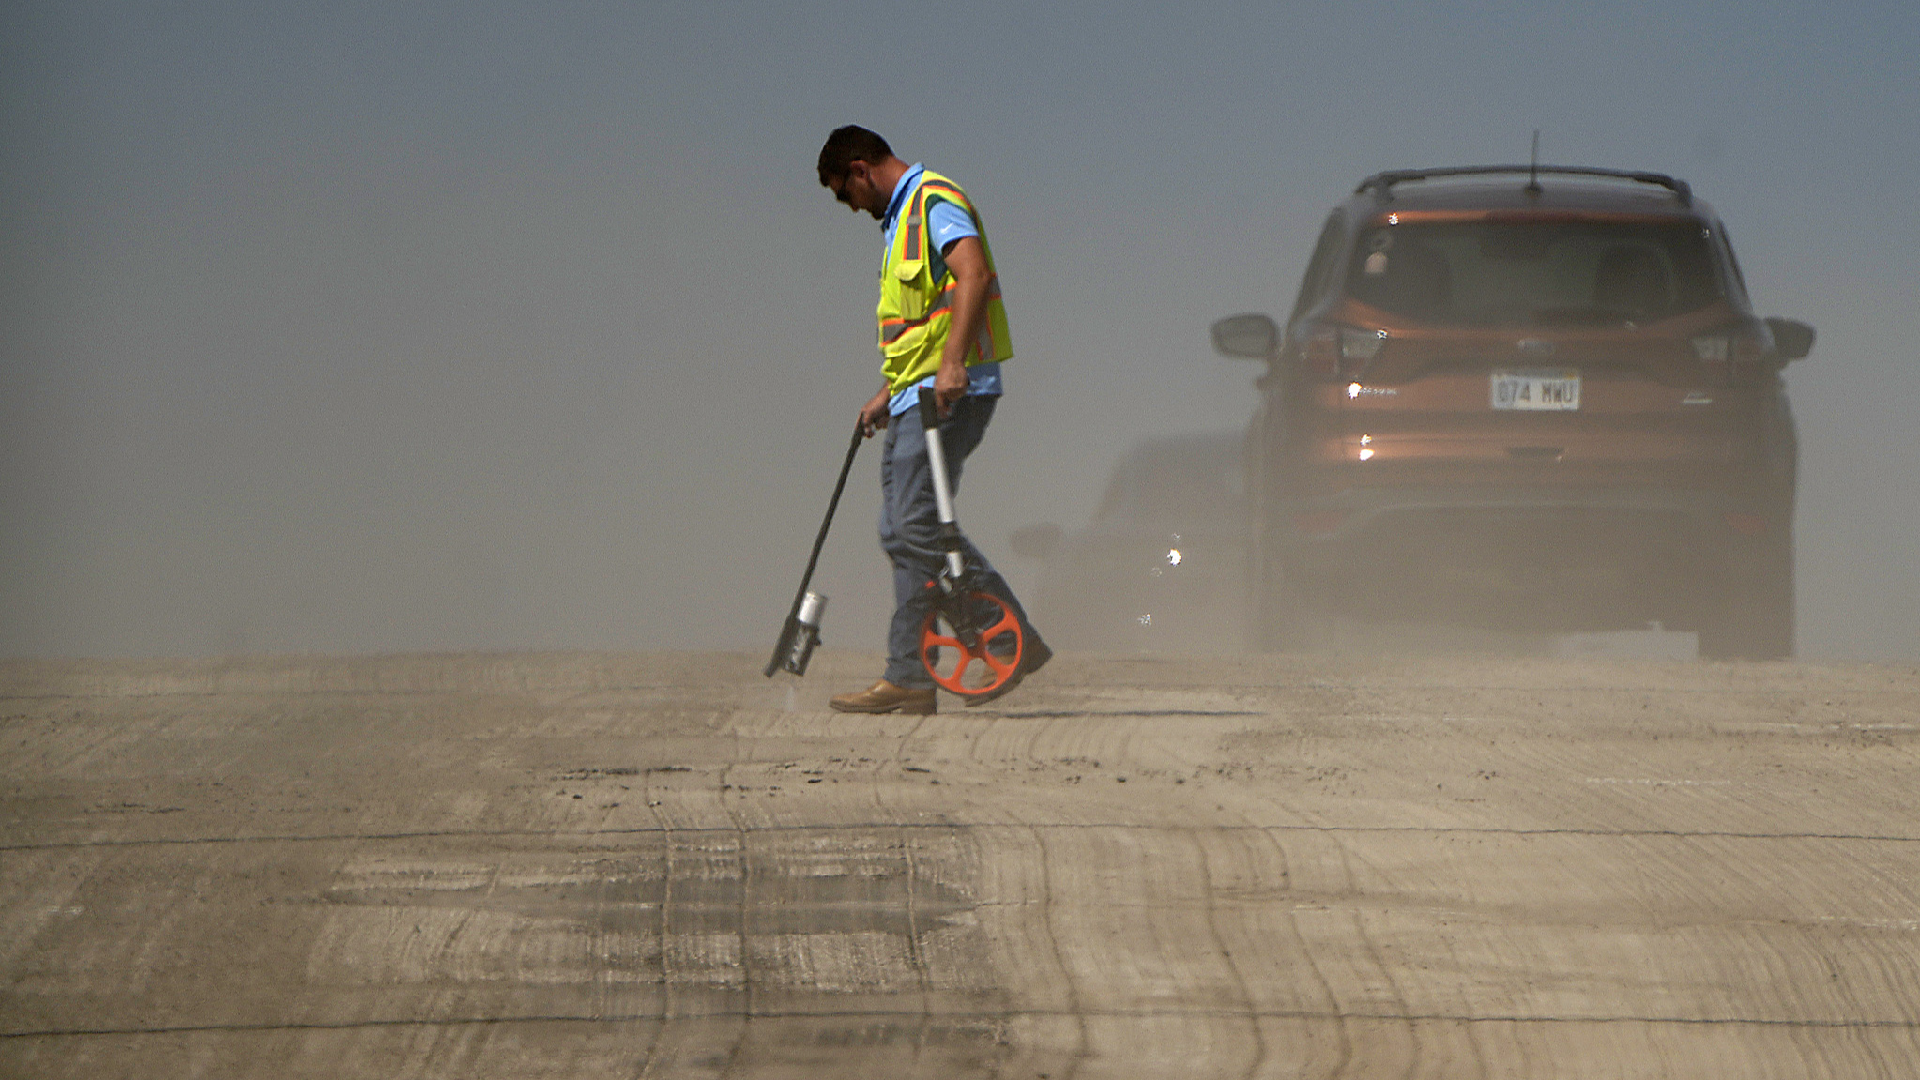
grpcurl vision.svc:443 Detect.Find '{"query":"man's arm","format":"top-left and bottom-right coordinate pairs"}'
top-left (933, 236), bottom-right (992, 416)
top-left (858, 383), bottom-right (891, 438)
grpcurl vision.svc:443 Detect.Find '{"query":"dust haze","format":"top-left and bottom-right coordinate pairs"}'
top-left (3, 3), bottom-right (1916, 662)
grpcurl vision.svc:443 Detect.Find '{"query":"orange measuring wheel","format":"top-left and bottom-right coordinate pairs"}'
top-left (919, 591), bottom-right (1024, 697)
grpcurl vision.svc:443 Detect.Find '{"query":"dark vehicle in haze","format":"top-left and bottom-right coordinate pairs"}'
top-left (1011, 433), bottom-right (1246, 653)
top-left (1211, 166), bottom-right (1814, 659)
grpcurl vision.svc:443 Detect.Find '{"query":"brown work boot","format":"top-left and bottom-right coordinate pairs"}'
top-left (829, 679), bottom-right (937, 715)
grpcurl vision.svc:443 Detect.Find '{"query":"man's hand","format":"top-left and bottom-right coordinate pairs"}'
top-left (933, 358), bottom-right (969, 417)
top-left (858, 386), bottom-right (891, 438)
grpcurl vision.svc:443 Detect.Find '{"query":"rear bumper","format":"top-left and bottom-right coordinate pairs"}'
top-left (1271, 485), bottom-right (1788, 628)
top-left (1282, 483), bottom-right (1782, 539)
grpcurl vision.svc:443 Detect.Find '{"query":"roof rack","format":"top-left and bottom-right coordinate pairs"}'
top-left (1356, 166), bottom-right (1691, 206)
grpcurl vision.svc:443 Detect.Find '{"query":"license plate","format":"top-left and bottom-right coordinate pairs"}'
top-left (1491, 368), bottom-right (1580, 410)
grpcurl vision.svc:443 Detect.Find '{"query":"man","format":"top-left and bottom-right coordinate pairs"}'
top-left (816, 125), bottom-right (1049, 715)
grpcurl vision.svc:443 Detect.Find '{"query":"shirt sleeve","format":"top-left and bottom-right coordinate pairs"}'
top-left (927, 199), bottom-right (979, 255)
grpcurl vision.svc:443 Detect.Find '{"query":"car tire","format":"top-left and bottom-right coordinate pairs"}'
top-left (1697, 537), bottom-right (1794, 661)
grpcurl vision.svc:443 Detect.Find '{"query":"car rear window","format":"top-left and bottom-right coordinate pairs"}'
top-left (1345, 218), bottom-right (1722, 326)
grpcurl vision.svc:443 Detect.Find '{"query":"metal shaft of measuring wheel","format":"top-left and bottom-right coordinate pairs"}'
top-left (917, 388), bottom-right (967, 585)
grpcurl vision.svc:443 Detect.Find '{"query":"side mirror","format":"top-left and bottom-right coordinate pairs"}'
top-left (1765, 318), bottom-right (1814, 361)
top-left (1009, 523), bottom-right (1062, 560)
top-left (1210, 313), bottom-right (1279, 359)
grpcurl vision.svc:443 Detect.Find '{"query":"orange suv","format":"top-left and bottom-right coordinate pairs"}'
top-left (1211, 166), bottom-right (1814, 659)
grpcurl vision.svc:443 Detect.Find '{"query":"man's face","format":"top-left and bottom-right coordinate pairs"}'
top-left (828, 160), bottom-right (887, 220)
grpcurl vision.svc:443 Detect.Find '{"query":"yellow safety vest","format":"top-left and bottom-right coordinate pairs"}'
top-left (877, 169), bottom-right (1013, 393)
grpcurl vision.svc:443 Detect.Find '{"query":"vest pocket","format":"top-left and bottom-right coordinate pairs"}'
top-left (887, 259), bottom-right (928, 321)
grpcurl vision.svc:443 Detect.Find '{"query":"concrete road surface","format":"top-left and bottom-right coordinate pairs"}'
top-left (3, 649), bottom-right (1917, 1077)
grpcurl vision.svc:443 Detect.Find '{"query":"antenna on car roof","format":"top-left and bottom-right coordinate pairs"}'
top-left (1527, 130), bottom-right (1542, 194)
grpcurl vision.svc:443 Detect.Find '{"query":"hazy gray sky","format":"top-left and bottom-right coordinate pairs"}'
top-left (4, 1), bottom-right (1916, 659)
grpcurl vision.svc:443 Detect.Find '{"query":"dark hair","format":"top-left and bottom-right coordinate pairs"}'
top-left (817, 126), bottom-right (892, 186)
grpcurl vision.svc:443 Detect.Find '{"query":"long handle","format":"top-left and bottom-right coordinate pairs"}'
top-left (764, 423), bottom-right (865, 677)
top-left (917, 388), bottom-right (966, 582)
top-left (790, 422), bottom-right (865, 611)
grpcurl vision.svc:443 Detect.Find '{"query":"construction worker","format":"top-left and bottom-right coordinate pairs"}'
top-left (816, 126), bottom-right (1049, 714)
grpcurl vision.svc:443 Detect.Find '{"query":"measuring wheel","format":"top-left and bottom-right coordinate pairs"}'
top-left (919, 591), bottom-right (1024, 697)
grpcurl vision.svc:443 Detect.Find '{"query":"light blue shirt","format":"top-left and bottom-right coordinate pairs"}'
top-left (880, 163), bottom-right (1003, 417)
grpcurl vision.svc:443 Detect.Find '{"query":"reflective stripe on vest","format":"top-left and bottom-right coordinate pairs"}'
top-left (900, 187), bottom-right (923, 267)
top-left (876, 169), bottom-right (1013, 393)
top-left (878, 276), bottom-right (1003, 344)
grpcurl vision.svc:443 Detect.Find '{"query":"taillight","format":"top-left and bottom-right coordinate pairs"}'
top-left (1300, 322), bottom-right (1388, 379)
top-left (1690, 320), bottom-right (1768, 382)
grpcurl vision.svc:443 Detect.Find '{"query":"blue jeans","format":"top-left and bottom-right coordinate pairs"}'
top-left (878, 395), bottom-right (1042, 689)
